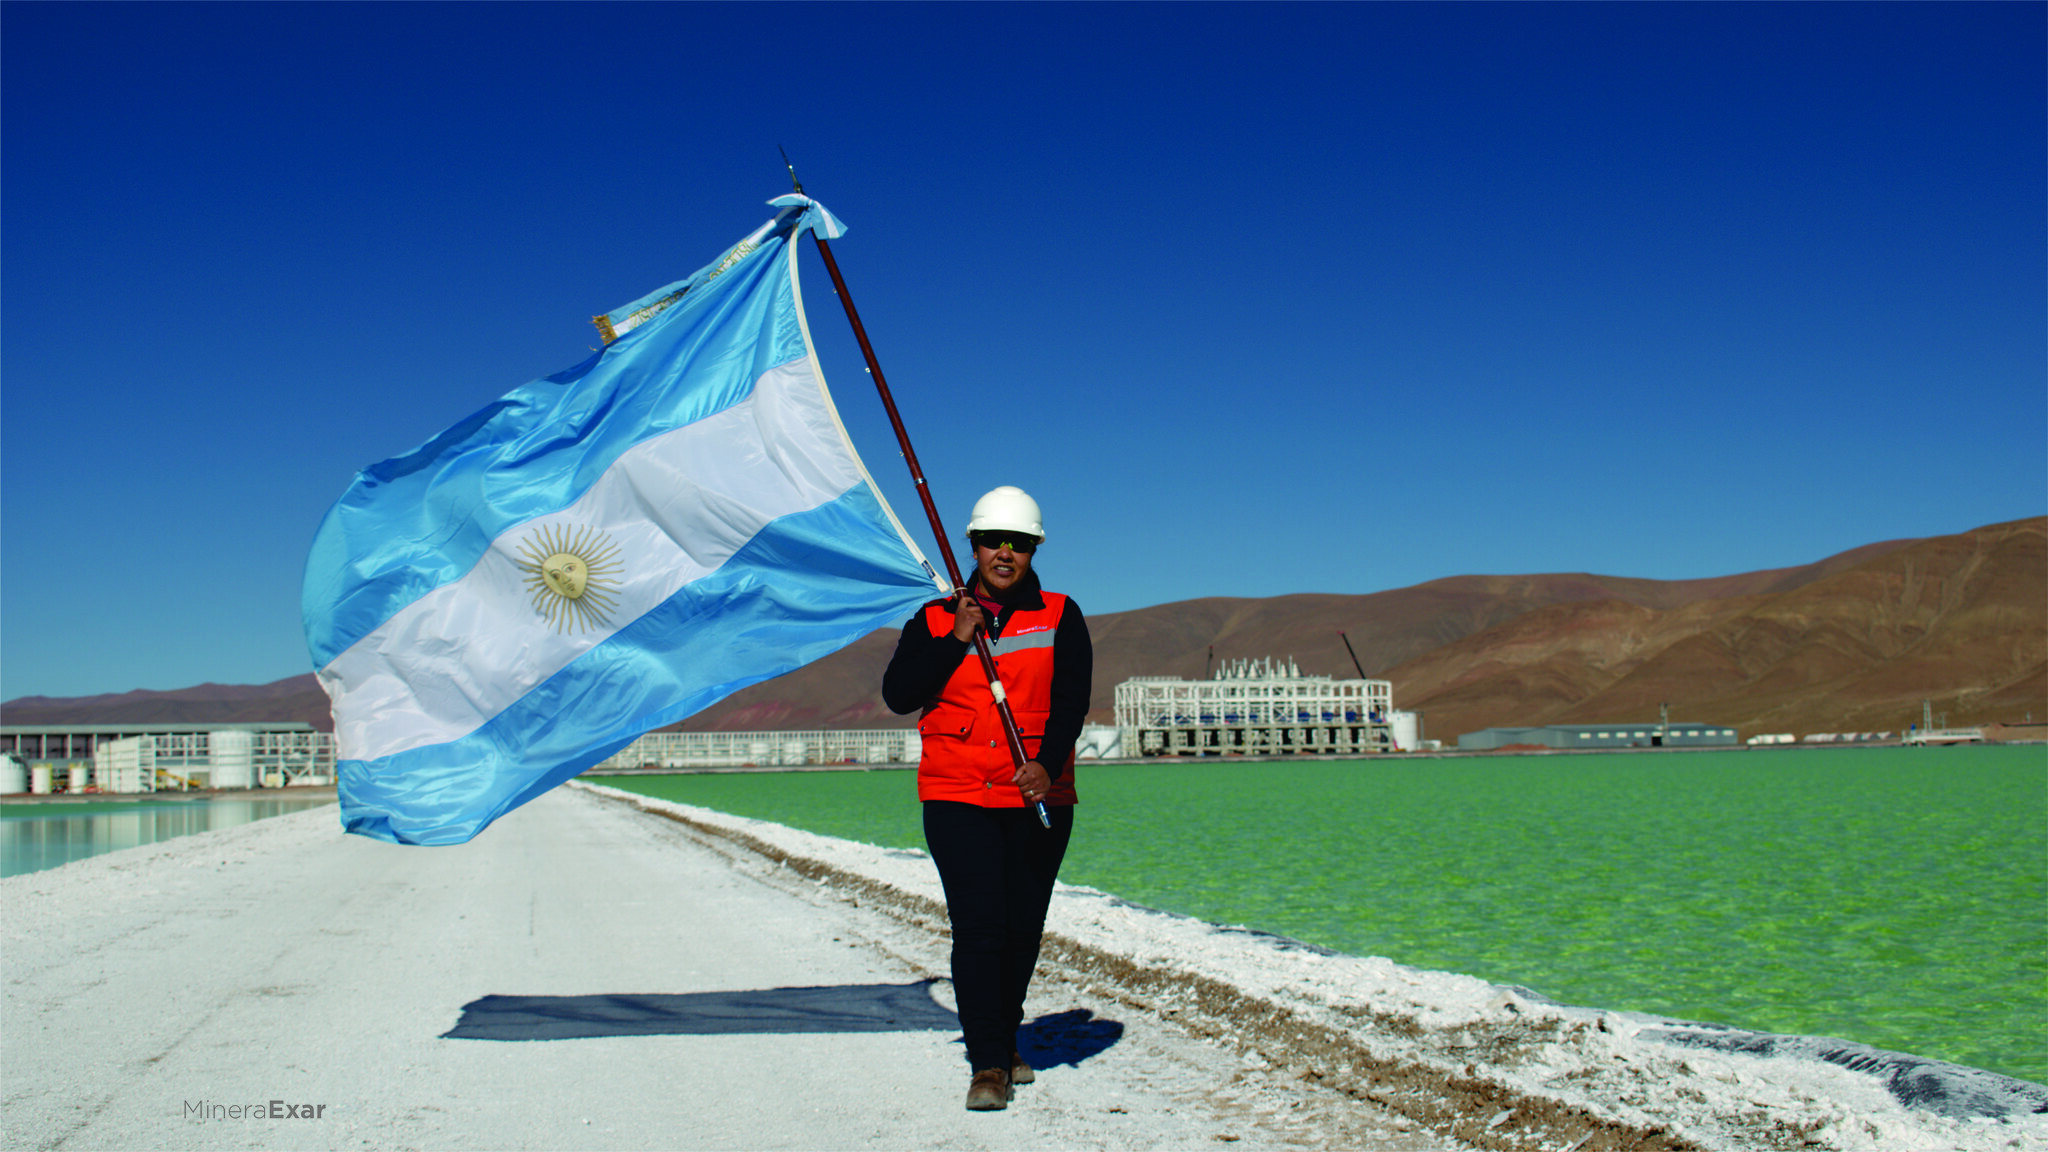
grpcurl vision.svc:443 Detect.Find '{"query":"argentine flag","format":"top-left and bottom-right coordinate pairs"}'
top-left (303, 195), bottom-right (942, 845)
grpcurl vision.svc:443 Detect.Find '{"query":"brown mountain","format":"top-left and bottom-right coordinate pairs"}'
top-left (4, 519), bottom-right (2040, 742)
top-left (0, 675), bottom-right (334, 729)
top-left (1380, 517), bottom-right (2045, 738)
top-left (1070, 532), bottom-right (1922, 726)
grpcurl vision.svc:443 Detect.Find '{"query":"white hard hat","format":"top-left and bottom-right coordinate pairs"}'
top-left (965, 486), bottom-right (1044, 541)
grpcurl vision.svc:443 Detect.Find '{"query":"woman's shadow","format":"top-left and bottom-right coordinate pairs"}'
top-left (443, 978), bottom-right (1123, 1070)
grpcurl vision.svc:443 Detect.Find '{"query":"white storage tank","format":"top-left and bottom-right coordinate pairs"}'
top-left (30, 764), bottom-right (52, 794)
top-left (67, 764), bottom-right (87, 793)
top-left (1390, 711), bottom-right (1422, 752)
top-left (1076, 725), bottom-right (1123, 759)
top-left (0, 755), bottom-right (26, 794)
top-left (210, 729), bottom-right (255, 790)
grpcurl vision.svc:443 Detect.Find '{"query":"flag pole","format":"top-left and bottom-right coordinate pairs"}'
top-left (782, 159), bottom-right (1045, 822)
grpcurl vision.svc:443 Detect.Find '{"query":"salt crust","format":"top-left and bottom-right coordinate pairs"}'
top-left (577, 783), bottom-right (2047, 1152)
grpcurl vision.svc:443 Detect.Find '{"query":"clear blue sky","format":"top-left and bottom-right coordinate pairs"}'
top-left (3, 2), bottom-right (2042, 701)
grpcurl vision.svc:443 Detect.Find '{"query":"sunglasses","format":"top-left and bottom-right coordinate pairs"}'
top-left (969, 533), bottom-right (1038, 554)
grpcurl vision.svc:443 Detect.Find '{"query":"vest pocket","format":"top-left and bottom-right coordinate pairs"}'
top-left (1012, 708), bottom-right (1050, 761)
top-left (918, 702), bottom-right (975, 739)
top-left (1012, 708), bottom-right (1050, 739)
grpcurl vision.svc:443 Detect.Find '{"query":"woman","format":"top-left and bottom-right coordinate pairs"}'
top-left (882, 485), bottom-right (1093, 1111)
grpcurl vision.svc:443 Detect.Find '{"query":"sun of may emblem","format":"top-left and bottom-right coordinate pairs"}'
top-left (516, 524), bottom-right (624, 633)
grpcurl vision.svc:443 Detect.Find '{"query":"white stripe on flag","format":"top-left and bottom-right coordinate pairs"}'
top-left (320, 355), bottom-right (863, 763)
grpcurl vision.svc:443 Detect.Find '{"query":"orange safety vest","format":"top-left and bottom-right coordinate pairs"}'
top-left (915, 592), bottom-right (1078, 807)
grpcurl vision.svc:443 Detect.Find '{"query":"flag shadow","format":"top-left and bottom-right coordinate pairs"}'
top-left (443, 979), bottom-right (957, 1042)
top-left (1015, 1008), bottom-right (1125, 1070)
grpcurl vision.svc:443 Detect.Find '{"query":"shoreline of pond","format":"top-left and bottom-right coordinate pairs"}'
top-left (586, 737), bottom-right (2043, 776)
top-left (0, 785), bottom-right (338, 808)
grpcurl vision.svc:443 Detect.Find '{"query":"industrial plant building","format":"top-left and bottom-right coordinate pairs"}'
top-left (0, 723), bottom-right (335, 793)
top-left (1457, 723), bottom-right (1739, 751)
top-left (6, 654), bottom-right (1423, 792)
top-left (594, 725), bottom-right (1130, 770)
top-left (596, 728), bottom-right (922, 770)
top-left (595, 657), bottom-right (1417, 769)
top-left (1114, 658), bottom-right (1409, 757)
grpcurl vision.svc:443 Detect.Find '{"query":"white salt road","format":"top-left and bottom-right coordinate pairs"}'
top-left (0, 788), bottom-right (1434, 1151)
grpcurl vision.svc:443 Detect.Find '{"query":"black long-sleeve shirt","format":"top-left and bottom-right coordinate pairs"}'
top-left (882, 570), bottom-right (1093, 779)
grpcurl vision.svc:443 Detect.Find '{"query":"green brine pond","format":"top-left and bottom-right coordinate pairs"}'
top-left (601, 744), bottom-right (2047, 1084)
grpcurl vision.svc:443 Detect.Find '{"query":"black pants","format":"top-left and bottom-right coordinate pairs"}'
top-left (922, 800), bottom-right (1074, 1072)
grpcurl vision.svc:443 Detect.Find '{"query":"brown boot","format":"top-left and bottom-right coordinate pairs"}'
top-left (965, 1068), bottom-right (1012, 1111)
top-left (1010, 1051), bottom-right (1035, 1085)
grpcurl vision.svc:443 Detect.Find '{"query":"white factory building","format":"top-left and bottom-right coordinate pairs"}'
top-left (1114, 657), bottom-right (1418, 757)
top-left (596, 727), bottom-right (923, 770)
top-left (0, 723), bottom-right (337, 794)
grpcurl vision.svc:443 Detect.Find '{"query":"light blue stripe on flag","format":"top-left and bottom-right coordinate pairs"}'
top-left (303, 196), bottom-right (940, 845)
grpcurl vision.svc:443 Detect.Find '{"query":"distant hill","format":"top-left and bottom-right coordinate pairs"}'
top-left (1381, 517), bottom-right (2044, 739)
top-left (4, 518), bottom-right (2040, 742)
top-left (1, 675), bottom-right (332, 729)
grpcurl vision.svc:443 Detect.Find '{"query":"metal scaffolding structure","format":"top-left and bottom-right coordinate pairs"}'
top-left (1114, 657), bottom-right (1395, 757)
top-left (597, 728), bottom-right (921, 770)
top-left (250, 730), bottom-right (339, 786)
top-left (88, 731), bottom-right (337, 793)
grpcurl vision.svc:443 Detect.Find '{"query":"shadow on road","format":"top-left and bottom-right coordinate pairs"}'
top-left (443, 980), bottom-right (958, 1041)
top-left (1018, 1007), bottom-right (1124, 1069)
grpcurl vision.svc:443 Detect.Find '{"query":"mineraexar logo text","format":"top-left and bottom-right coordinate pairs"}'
top-left (184, 1100), bottom-right (327, 1122)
